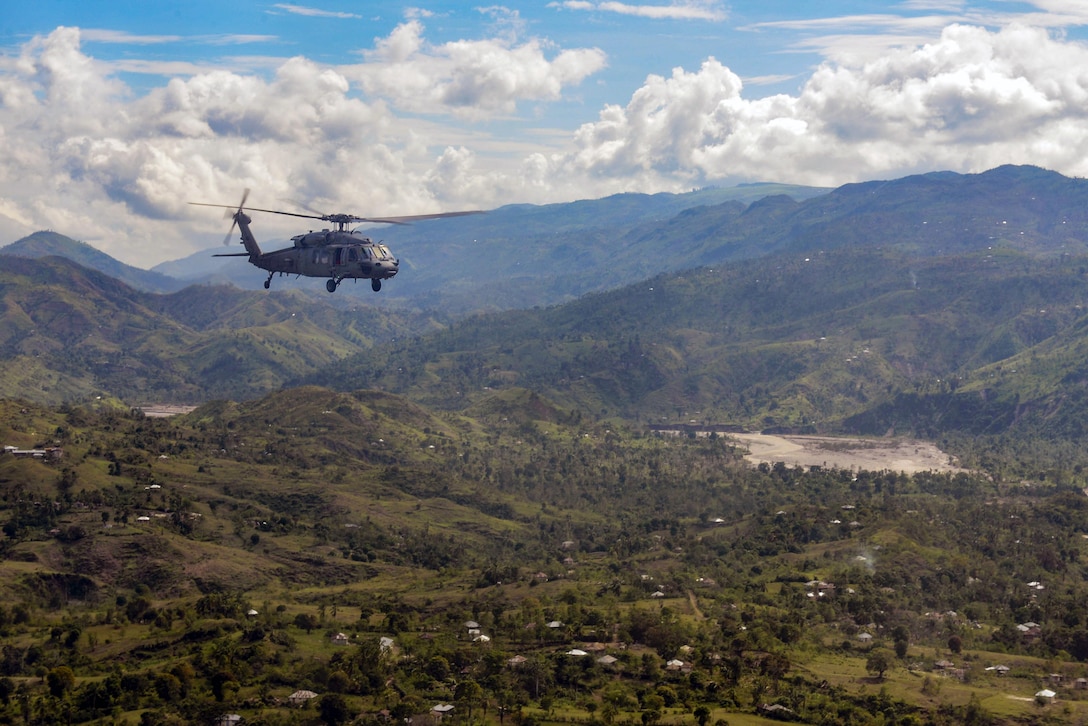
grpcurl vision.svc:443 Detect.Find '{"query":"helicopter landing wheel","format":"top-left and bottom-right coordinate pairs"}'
top-left (372, 278), bottom-right (382, 292)
top-left (264, 272), bottom-right (274, 289)
top-left (326, 278), bottom-right (338, 293)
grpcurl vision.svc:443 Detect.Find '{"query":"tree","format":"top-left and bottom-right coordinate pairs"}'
top-left (866, 651), bottom-right (891, 680)
top-left (209, 670), bottom-right (238, 702)
top-left (327, 670), bottom-right (351, 694)
top-left (694, 704), bottom-right (712, 726)
top-left (319, 693), bottom-right (352, 726)
top-left (455, 678), bottom-right (484, 721)
top-left (294, 612), bottom-right (319, 633)
top-left (948, 635), bottom-right (963, 654)
top-left (46, 666), bottom-right (75, 699)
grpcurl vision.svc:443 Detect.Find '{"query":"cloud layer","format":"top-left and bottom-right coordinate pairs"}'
top-left (3, 19), bottom-right (1088, 265)
top-left (563, 23), bottom-right (1088, 190)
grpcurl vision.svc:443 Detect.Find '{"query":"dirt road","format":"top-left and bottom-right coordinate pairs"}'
top-left (730, 433), bottom-right (962, 474)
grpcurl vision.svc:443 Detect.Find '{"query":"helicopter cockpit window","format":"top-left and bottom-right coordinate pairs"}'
top-left (347, 248), bottom-right (358, 263)
top-left (376, 245), bottom-right (391, 259)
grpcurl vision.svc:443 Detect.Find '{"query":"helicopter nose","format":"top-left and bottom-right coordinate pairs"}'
top-left (372, 260), bottom-right (398, 278)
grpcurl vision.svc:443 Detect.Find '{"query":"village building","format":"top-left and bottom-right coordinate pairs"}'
top-left (2, 445), bottom-right (63, 460)
top-left (288, 690), bottom-right (317, 706)
top-left (431, 704), bottom-right (454, 721)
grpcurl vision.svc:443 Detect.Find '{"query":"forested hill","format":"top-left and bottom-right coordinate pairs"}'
top-left (300, 243), bottom-right (1088, 465)
top-left (0, 256), bottom-right (447, 405)
top-left (7, 165), bottom-right (1088, 457)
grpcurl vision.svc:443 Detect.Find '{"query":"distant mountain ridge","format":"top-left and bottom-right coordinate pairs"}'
top-left (0, 230), bottom-right (186, 293)
top-left (7, 168), bottom-right (1088, 313)
top-left (8, 165), bottom-right (1088, 455)
top-left (157, 183), bottom-right (831, 309)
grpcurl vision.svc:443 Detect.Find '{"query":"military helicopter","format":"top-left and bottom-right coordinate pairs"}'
top-left (191, 190), bottom-right (483, 293)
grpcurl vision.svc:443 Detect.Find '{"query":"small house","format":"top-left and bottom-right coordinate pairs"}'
top-left (289, 690), bottom-right (318, 706)
top-left (431, 704), bottom-right (454, 722)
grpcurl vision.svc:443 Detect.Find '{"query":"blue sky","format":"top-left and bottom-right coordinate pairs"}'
top-left (3, 1), bottom-right (1088, 265)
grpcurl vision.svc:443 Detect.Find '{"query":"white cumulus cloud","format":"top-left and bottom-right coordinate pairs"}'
top-left (553, 23), bottom-right (1088, 190)
top-left (350, 19), bottom-right (607, 118)
top-left (5, 19), bottom-right (1088, 267)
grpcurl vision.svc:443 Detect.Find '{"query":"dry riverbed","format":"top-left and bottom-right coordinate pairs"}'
top-left (729, 433), bottom-right (963, 474)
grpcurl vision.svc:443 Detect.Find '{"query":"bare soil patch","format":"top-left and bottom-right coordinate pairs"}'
top-left (730, 433), bottom-right (963, 474)
top-left (139, 404), bottom-right (198, 418)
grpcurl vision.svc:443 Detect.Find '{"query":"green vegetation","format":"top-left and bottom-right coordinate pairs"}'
top-left (301, 246), bottom-right (1088, 479)
top-left (0, 390), bottom-right (1087, 725)
top-left (0, 257), bottom-right (448, 405)
top-left (8, 164), bottom-right (1088, 724)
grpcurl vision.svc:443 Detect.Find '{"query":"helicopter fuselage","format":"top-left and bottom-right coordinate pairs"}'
top-left (255, 230), bottom-right (399, 286)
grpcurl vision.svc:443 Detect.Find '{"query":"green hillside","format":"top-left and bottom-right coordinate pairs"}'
top-left (302, 246), bottom-right (1088, 452)
top-left (0, 390), bottom-right (1087, 725)
top-left (0, 256), bottom-right (445, 405)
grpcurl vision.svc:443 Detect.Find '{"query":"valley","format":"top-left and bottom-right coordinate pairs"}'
top-left (3, 166), bottom-right (1088, 724)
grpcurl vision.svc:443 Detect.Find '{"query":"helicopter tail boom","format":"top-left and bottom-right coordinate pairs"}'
top-left (233, 211), bottom-right (263, 261)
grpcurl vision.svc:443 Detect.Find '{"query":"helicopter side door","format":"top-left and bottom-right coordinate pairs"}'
top-left (305, 248), bottom-right (333, 277)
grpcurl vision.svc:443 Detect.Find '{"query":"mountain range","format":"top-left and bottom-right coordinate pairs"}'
top-left (7, 166), bottom-right (1088, 726)
top-left (5, 165), bottom-right (1088, 465)
top-left (5, 183), bottom-right (828, 309)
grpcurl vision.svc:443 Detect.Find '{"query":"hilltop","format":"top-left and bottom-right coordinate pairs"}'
top-left (0, 231), bottom-right (186, 294)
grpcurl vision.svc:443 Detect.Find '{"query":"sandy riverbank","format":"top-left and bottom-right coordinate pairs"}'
top-left (729, 433), bottom-right (963, 474)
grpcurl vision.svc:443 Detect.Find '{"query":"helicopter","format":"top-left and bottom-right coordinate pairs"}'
top-left (191, 190), bottom-right (483, 293)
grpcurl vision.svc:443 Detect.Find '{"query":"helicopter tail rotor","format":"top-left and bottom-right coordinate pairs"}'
top-left (221, 188), bottom-right (250, 246)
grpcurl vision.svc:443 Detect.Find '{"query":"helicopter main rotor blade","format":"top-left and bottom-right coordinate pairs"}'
top-left (358, 210), bottom-right (486, 225)
top-left (190, 202), bottom-right (321, 220)
top-left (190, 196), bottom-right (486, 235)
